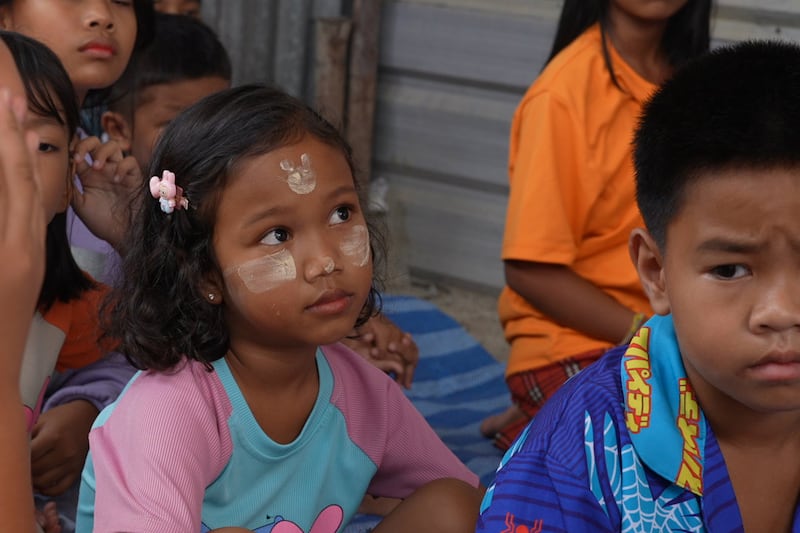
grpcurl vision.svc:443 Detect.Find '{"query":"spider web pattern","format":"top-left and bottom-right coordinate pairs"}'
top-left (584, 411), bottom-right (705, 532)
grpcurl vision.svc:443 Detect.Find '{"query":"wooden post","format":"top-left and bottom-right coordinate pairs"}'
top-left (345, 0), bottom-right (382, 185)
top-left (313, 17), bottom-right (353, 130)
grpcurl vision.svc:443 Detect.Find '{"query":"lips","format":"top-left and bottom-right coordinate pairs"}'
top-left (79, 39), bottom-right (116, 57)
top-left (306, 289), bottom-right (352, 314)
top-left (748, 352), bottom-right (800, 381)
top-left (752, 351), bottom-right (800, 366)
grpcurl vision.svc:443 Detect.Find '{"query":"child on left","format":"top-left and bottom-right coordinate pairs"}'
top-left (0, 1), bottom-right (155, 531)
top-left (0, 28), bottom-right (123, 533)
top-left (0, 36), bottom-right (44, 533)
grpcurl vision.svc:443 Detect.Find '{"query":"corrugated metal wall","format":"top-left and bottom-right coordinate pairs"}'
top-left (201, 1), bottom-right (800, 292)
top-left (202, 0), bottom-right (345, 96)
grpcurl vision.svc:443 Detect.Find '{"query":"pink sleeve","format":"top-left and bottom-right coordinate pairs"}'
top-left (89, 360), bottom-right (233, 532)
top-left (324, 344), bottom-right (479, 499)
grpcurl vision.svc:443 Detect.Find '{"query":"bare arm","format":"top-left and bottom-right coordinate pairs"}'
top-left (505, 260), bottom-right (635, 345)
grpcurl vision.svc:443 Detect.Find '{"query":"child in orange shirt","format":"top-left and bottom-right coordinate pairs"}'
top-left (482, 0), bottom-right (712, 449)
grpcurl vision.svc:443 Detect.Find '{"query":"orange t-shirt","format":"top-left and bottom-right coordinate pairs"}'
top-left (499, 24), bottom-right (655, 376)
top-left (44, 281), bottom-right (111, 372)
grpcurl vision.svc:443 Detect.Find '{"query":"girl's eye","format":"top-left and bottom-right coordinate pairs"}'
top-left (260, 228), bottom-right (289, 246)
top-left (112, 0), bottom-right (133, 6)
top-left (38, 142), bottom-right (59, 153)
top-left (710, 264), bottom-right (750, 280)
top-left (330, 206), bottom-right (351, 225)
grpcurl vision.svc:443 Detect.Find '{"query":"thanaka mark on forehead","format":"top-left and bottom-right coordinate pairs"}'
top-left (280, 153), bottom-right (316, 194)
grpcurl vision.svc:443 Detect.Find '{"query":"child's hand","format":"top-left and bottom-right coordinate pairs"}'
top-left (71, 136), bottom-right (141, 250)
top-left (343, 313), bottom-right (419, 388)
top-left (35, 501), bottom-right (61, 533)
top-left (30, 400), bottom-right (99, 496)
top-left (0, 89), bottom-right (46, 390)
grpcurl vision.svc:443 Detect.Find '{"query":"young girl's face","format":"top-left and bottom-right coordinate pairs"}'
top-left (0, 0), bottom-right (137, 101)
top-left (26, 101), bottom-right (72, 222)
top-left (211, 135), bottom-right (373, 352)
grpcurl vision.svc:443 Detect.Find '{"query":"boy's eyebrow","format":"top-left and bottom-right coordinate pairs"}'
top-left (697, 237), bottom-right (800, 254)
top-left (696, 238), bottom-right (764, 254)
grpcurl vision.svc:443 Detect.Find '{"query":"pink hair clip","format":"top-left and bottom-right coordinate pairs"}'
top-left (149, 170), bottom-right (189, 214)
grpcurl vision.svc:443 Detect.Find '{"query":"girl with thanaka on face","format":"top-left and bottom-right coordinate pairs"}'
top-left (103, 11), bottom-right (421, 387)
top-left (75, 85), bottom-right (483, 533)
top-left (482, 0), bottom-right (712, 449)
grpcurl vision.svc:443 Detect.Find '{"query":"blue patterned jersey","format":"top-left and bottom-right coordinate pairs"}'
top-left (477, 314), bottom-right (800, 532)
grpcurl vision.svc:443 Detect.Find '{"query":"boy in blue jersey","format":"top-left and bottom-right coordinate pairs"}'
top-left (476, 39), bottom-right (800, 533)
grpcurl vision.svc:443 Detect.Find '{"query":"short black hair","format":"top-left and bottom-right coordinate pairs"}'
top-left (108, 12), bottom-right (231, 117)
top-left (107, 84), bottom-right (384, 372)
top-left (0, 30), bottom-right (93, 310)
top-left (634, 40), bottom-right (800, 248)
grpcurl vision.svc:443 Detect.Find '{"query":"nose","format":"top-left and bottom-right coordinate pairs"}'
top-left (302, 235), bottom-right (341, 282)
top-left (83, 0), bottom-right (115, 31)
top-left (749, 274), bottom-right (800, 334)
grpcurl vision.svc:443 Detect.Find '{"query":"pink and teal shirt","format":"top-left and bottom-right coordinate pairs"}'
top-left (76, 343), bottom-right (477, 532)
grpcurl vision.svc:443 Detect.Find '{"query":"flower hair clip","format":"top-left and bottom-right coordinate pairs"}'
top-left (149, 170), bottom-right (189, 214)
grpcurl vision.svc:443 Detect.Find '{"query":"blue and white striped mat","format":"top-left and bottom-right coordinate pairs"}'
top-left (344, 294), bottom-right (507, 531)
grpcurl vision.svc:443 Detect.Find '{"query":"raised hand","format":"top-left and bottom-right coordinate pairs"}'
top-left (70, 136), bottom-right (141, 250)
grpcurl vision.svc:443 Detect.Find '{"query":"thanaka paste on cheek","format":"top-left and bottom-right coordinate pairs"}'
top-left (280, 153), bottom-right (316, 194)
top-left (225, 249), bottom-right (297, 293)
top-left (340, 225), bottom-right (370, 267)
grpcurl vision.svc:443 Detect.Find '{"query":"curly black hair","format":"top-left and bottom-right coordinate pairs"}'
top-left (106, 84), bottom-right (385, 372)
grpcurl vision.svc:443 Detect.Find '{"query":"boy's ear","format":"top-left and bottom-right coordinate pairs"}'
top-left (101, 111), bottom-right (132, 152)
top-left (198, 270), bottom-right (225, 306)
top-left (629, 228), bottom-right (670, 316)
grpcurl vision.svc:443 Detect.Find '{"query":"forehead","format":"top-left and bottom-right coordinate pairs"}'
top-left (666, 166), bottom-right (800, 247)
top-left (136, 76), bottom-right (230, 115)
top-left (0, 42), bottom-right (25, 100)
top-left (218, 136), bottom-right (355, 209)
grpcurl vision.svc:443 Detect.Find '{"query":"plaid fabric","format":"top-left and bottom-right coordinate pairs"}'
top-left (493, 348), bottom-right (606, 450)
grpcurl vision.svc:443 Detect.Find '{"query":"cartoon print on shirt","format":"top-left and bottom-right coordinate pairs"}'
top-left (201, 504), bottom-right (343, 533)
